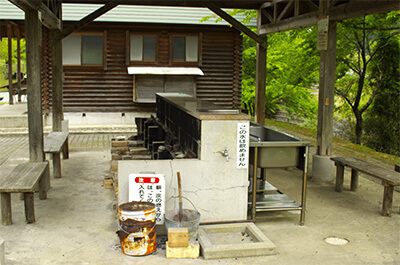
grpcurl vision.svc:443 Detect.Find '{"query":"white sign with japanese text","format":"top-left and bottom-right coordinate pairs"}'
top-left (237, 122), bottom-right (249, 169)
top-left (129, 173), bottom-right (166, 224)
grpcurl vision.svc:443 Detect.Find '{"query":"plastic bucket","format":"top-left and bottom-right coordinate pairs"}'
top-left (117, 201), bottom-right (156, 256)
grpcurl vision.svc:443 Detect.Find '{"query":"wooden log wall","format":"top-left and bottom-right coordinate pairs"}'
top-left (46, 22), bottom-right (242, 113)
top-left (42, 27), bottom-right (51, 115)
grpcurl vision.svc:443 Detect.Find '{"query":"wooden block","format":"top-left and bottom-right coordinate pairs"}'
top-left (166, 242), bottom-right (199, 259)
top-left (110, 161), bottom-right (118, 171)
top-left (111, 154), bottom-right (122, 160)
top-left (103, 178), bottom-right (113, 189)
top-left (168, 228), bottom-right (189, 247)
top-left (111, 141), bottom-right (129, 147)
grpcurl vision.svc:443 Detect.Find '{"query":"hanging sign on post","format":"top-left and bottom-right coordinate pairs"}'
top-left (318, 16), bottom-right (329, 51)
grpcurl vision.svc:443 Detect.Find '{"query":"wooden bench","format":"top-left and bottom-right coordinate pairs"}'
top-left (331, 156), bottom-right (400, 217)
top-left (0, 162), bottom-right (50, 225)
top-left (44, 132), bottom-right (69, 178)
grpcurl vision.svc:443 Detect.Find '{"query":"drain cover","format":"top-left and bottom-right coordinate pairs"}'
top-left (324, 236), bottom-right (349, 245)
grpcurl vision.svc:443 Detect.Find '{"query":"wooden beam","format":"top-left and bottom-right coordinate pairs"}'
top-left (9, 0), bottom-right (61, 30)
top-left (17, 26), bottom-right (22, 102)
top-left (51, 30), bottom-right (64, 132)
top-left (261, 0), bottom-right (288, 9)
top-left (255, 8), bottom-right (267, 125)
top-left (277, 0), bottom-right (294, 22)
top-left (329, 0), bottom-right (400, 21)
top-left (7, 23), bottom-right (13, 105)
top-left (259, 0), bottom-right (399, 35)
top-left (259, 10), bottom-right (319, 34)
top-left (25, 9), bottom-right (44, 162)
top-left (294, 0), bottom-right (300, 16)
top-left (54, 1), bottom-right (119, 42)
top-left (261, 9), bottom-right (274, 23)
top-left (305, 0), bottom-right (319, 10)
top-left (202, 0), bottom-right (268, 49)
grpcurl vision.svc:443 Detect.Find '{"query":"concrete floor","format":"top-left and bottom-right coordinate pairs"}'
top-left (0, 139), bottom-right (399, 264)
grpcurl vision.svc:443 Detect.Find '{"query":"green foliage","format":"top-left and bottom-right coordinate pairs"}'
top-left (0, 38), bottom-right (26, 82)
top-left (240, 27), bottom-right (319, 123)
top-left (335, 12), bottom-right (400, 145)
top-left (363, 36), bottom-right (400, 156)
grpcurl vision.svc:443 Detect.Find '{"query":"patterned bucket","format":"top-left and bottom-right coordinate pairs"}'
top-left (117, 201), bottom-right (156, 256)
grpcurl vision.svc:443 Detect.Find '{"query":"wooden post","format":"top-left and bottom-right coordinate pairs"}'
top-left (350, 169), bottom-right (359, 191)
top-left (24, 192), bottom-right (35, 223)
top-left (382, 183), bottom-right (393, 217)
top-left (316, 4), bottom-right (337, 157)
top-left (51, 30), bottom-right (64, 132)
top-left (39, 167), bottom-right (49, 200)
top-left (53, 153), bottom-right (61, 178)
top-left (251, 147), bottom-right (258, 220)
top-left (1, 193), bottom-right (12, 225)
top-left (255, 9), bottom-right (267, 125)
top-left (7, 24), bottom-right (13, 105)
top-left (17, 26), bottom-right (22, 102)
top-left (335, 164), bottom-right (344, 192)
top-left (25, 10), bottom-right (44, 163)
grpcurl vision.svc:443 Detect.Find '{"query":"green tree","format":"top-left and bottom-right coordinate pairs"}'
top-left (202, 10), bottom-right (319, 123)
top-left (0, 38), bottom-right (26, 81)
top-left (335, 12), bottom-right (400, 144)
top-left (363, 36), bottom-right (400, 155)
top-left (241, 28), bottom-right (319, 122)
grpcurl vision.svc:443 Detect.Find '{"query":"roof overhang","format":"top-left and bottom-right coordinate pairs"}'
top-left (61, 0), bottom-right (267, 9)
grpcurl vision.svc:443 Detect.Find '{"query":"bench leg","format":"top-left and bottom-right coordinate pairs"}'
top-left (53, 153), bottom-right (61, 179)
top-left (24, 192), bottom-right (35, 223)
top-left (382, 184), bottom-right (393, 217)
top-left (39, 167), bottom-right (49, 200)
top-left (62, 138), bottom-right (69, 159)
top-left (335, 164), bottom-right (344, 192)
top-left (350, 169), bottom-right (359, 191)
top-left (1, 193), bottom-right (12, 225)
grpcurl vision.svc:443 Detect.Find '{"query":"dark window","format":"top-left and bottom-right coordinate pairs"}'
top-left (82, 36), bottom-right (103, 64)
top-left (131, 35), bottom-right (156, 62)
top-left (172, 36), bottom-right (198, 62)
top-left (62, 34), bottom-right (103, 65)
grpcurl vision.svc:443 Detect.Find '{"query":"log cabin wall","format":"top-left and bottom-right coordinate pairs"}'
top-left (49, 22), bottom-right (242, 113)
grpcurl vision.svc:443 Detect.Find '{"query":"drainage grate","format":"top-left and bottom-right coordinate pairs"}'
top-left (324, 236), bottom-right (349, 245)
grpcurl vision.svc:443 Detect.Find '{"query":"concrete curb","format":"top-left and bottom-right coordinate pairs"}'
top-left (0, 237), bottom-right (4, 265)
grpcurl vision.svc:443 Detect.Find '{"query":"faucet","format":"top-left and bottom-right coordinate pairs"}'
top-left (219, 147), bottom-right (229, 162)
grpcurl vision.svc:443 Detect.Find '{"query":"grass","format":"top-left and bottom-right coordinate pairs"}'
top-left (0, 78), bottom-right (9, 88)
top-left (263, 118), bottom-right (399, 167)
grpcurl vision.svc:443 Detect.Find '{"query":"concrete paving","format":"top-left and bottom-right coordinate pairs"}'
top-left (0, 134), bottom-right (399, 264)
top-left (0, 101), bottom-right (137, 135)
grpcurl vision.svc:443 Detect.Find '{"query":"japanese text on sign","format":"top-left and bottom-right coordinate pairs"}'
top-left (129, 174), bottom-right (165, 224)
top-left (237, 122), bottom-right (249, 169)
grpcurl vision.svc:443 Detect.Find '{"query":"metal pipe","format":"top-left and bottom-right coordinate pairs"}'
top-left (251, 147), bottom-right (258, 220)
top-left (300, 146), bottom-right (309, 226)
top-left (200, 219), bottom-right (256, 226)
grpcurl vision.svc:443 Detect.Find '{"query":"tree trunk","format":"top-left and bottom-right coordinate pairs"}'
top-left (355, 112), bottom-right (363, 144)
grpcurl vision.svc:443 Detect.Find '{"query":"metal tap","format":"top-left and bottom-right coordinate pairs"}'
top-left (219, 147), bottom-right (229, 162)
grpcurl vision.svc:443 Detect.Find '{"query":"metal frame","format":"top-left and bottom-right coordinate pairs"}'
top-left (250, 145), bottom-right (309, 225)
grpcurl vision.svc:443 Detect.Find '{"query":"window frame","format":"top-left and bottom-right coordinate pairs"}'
top-left (62, 32), bottom-right (104, 67)
top-left (129, 33), bottom-right (158, 64)
top-left (170, 34), bottom-right (200, 66)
